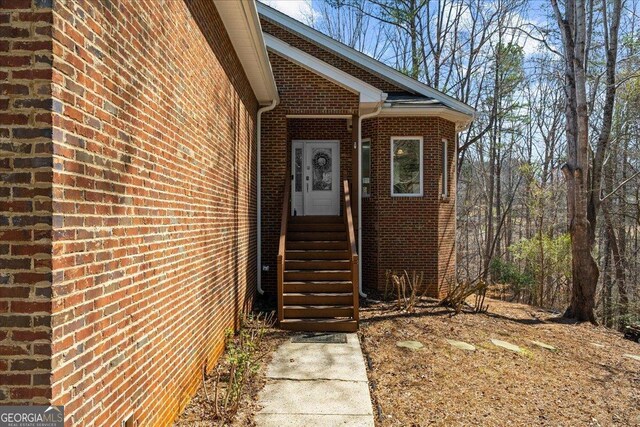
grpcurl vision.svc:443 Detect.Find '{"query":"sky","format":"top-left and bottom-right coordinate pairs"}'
top-left (259, 0), bottom-right (317, 23)
top-left (258, 0), bottom-right (549, 58)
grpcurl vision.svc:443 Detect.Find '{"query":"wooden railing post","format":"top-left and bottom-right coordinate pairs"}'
top-left (277, 175), bottom-right (290, 324)
top-left (343, 180), bottom-right (359, 323)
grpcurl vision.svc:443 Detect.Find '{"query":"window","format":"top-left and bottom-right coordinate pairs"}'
top-left (391, 137), bottom-right (423, 196)
top-left (362, 139), bottom-right (371, 197)
top-left (441, 138), bottom-right (448, 197)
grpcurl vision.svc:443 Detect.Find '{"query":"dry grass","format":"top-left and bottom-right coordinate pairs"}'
top-left (360, 297), bottom-right (640, 427)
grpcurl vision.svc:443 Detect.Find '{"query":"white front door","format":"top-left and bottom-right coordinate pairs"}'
top-left (291, 140), bottom-right (340, 216)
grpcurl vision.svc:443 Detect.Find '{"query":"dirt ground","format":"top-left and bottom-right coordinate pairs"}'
top-left (173, 316), bottom-right (289, 427)
top-left (175, 297), bottom-right (639, 426)
top-left (359, 296), bottom-right (640, 427)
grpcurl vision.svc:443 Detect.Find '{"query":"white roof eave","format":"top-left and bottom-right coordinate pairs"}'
top-left (215, 0), bottom-right (279, 105)
top-left (380, 105), bottom-right (473, 132)
top-left (257, 2), bottom-right (475, 116)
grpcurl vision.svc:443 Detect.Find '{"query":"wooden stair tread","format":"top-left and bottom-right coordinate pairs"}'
top-left (287, 241), bottom-right (348, 250)
top-left (286, 250), bottom-right (350, 260)
top-left (285, 260), bottom-right (351, 270)
top-left (283, 281), bottom-right (353, 293)
top-left (284, 280), bottom-right (352, 284)
top-left (278, 198), bottom-right (357, 332)
top-left (287, 232), bottom-right (347, 241)
top-left (283, 305), bottom-right (354, 318)
top-left (284, 271), bottom-right (351, 279)
top-left (288, 223), bottom-right (345, 232)
top-left (283, 292), bottom-right (353, 305)
top-left (288, 216), bottom-right (343, 224)
top-left (284, 304), bottom-right (353, 308)
top-left (283, 293), bottom-right (353, 297)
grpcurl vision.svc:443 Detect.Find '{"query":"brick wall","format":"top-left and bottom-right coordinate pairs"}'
top-left (261, 17), bottom-right (407, 94)
top-left (49, 1), bottom-right (258, 424)
top-left (362, 117), bottom-right (456, 298)
top-left (261, 45), bottom-right (458, 298)
top-left (268, 52), bottom-right (359, 116)
top-left (361, 120), bottom-right (378, 292)
top-left (2, 0), bottom-right (260, 424)
top-left (260, 53), bottom-right (358, 294)
top-left (0, 0), bottom-right (54, 405)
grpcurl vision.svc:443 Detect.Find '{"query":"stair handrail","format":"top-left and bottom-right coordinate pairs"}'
top-left (342, 180), bottom-right (359, 322)
top-left (277, 174), bottom-right (291, 323)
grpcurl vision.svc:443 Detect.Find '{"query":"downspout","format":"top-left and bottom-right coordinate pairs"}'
top-left (257, 99), bottom-right (278, 295)
top-left (357, 102), bottom-right (383, 298)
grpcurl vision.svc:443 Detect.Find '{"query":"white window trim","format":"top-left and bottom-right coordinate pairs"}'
top-left (441, 138), bottom-right (449, 198)
top-left (362, 138), bottom-right (371, 198)
top-left (390, 136), bottom-right (423, 197)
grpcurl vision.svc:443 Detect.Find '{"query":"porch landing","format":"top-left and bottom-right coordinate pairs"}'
top-left (254, 333), bottom-right (374, 426)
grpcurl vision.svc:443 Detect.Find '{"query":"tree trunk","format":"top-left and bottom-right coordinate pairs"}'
top-left (552, 0), bottom-right (601, 323)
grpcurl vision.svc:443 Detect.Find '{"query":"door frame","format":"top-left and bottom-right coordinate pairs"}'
top-left (291, 140), bottom-right (340, 216)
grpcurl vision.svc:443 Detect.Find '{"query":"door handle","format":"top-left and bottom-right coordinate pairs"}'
top-left (306, 182), bottom-right (309, 192)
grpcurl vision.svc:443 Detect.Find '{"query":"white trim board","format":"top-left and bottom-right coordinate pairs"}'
top-left (379, 106), bottom-right (473, 131)
top-left (215, 0), bottom-right (278, 104)
top-left (257, 2), bottom-right (475, 117)
top-left (264, 33), bottom-right (386, 108)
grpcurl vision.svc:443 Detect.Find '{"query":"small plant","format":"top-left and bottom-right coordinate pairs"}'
top-left (385, 270), bottom-right (425, 312)
top-left (441, 279), bottom-right (488, 314)
top-left (206, 311), bottom-right (275, 421)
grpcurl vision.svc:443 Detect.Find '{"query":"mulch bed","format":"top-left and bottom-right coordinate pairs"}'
top-left (175, 297), bottom-right (639, 426)
top-left (359, 296), bottom-right (640, 426)
top-left (173, 310), bottom-right (290, 426)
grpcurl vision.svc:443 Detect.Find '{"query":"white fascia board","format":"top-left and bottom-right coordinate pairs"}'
top-left (264, 33), bottom-right (385, 105)
top-left (257, 2), bottom-right (475, 116)
top-left (380, 105), bottom-right (473, 131)
top-left (215, 0), bottom-right (279, 104)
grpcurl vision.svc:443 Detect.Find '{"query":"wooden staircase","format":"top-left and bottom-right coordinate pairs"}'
top-left (277, 180), bottom-right (359, 332)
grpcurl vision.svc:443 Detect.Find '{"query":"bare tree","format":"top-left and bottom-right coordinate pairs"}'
top-left (551, 0), bottom-right (622, 322)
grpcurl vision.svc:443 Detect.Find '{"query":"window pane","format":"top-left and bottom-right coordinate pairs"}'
top-left (392, 139), bottom-right (421, 195)
top-left (362, 141), bottom-right (371, 197)
top-left (312, 148), bottom-right (332, 191)
top-left (441, 139), bottom-right (448, 196)
top-left (294, 147), bottom-right (302, 192)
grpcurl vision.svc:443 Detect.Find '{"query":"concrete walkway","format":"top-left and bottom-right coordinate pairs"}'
top-left (255, 333), bottom-right (375, 427)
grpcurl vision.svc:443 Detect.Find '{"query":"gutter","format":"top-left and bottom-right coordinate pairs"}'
top-left (257, 99), bottom-right (278, 295)
top-left (357, 103), bottom-right (383, 298)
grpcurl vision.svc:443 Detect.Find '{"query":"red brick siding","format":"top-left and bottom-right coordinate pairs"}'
top-left (0, 0), bottom-right (53, 405)
top-left (260, 54), bottom-right (358, 293)
top-left (268, 51), bottom-right (359, 116)
top-left (260, 117), bottom-right (353, 294)
top-left (261, 49), bottom-right (457, 297)
top-left (261, 17), bottom-right (408, 94)
top-left (361, 120), bottom-right (378, 292)
top-left (438, 132), bottom-right (457, 294)
top-left (361, 117), bottom-right (456, 298)
top-left (47, 0), bottom-right (258, 425)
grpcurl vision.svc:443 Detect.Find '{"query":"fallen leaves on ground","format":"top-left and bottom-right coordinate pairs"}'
top-left (359, 297), bottom-right (640, 427)
top-left (173, 325), bottom-right (289, 426)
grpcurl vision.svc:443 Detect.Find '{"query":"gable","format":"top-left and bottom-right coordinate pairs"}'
top-left (269, 52), bottom-right (360, 116)
top-left (260, 18), bottom-right (408, 94)
top-left (257, 2), bottom-right (475, 119)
